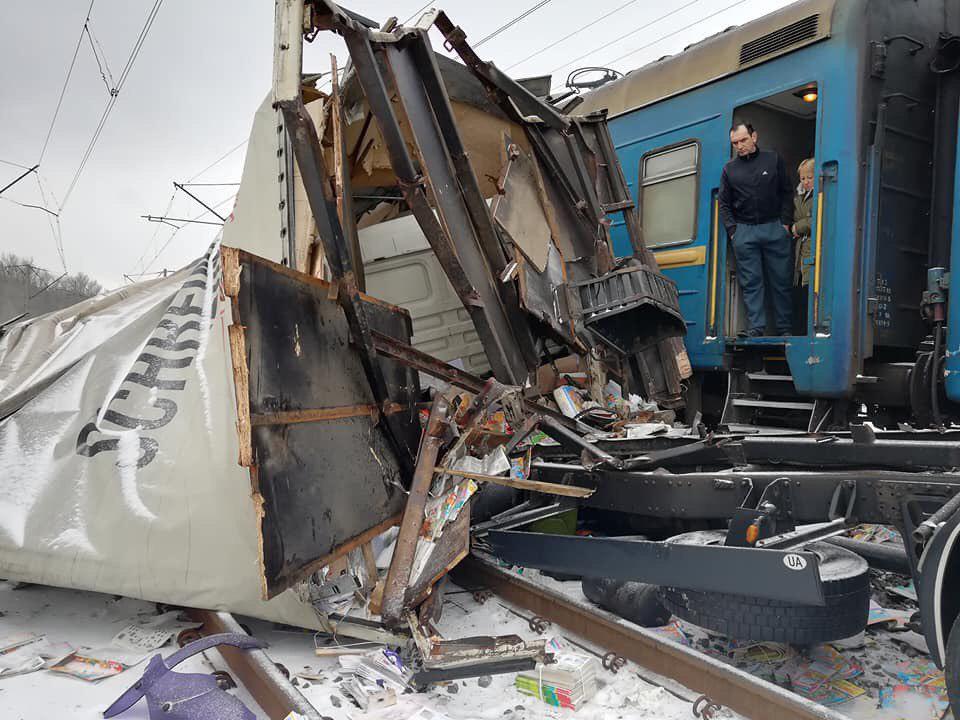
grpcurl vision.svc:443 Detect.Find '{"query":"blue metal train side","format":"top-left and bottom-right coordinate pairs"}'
top-left (607, 26), bottom-right (863, 396)
top-left (947, 117), bottom-right (960, 403)
top-left (604, 2), bottom-right (950, 400)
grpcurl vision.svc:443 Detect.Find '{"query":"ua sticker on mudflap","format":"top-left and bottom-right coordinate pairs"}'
top-left (658, 530), bottom-right (870, 644)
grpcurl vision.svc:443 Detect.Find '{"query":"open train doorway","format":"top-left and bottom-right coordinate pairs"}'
top-left (725, 82), bottom-right (819, 339)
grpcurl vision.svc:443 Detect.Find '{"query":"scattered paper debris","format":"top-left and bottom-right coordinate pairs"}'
top-left (848, 524), bottom-right (901, 544)
top-left (48, 648), bottom-right (127, 682)
top-left (625, 423), bottom-right (670, 439)
top-left (0, 634), bottom-right (73, 678)
top-left (515, 651), bottom-right (599, 710)
top-left (888, 582), bottom-right (918, 602)
top-left (868, 600), bottom-right (913, 628)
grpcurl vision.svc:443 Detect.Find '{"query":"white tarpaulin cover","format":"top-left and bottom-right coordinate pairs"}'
top-left (0, 242), bottom-right (321, 628)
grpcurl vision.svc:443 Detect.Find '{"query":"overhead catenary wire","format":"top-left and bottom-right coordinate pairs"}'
top-left (84, 21), bottom-right (117, 95)
top-left (86, 19), bottom-right (117, 89)
top-left (59, 0), bottom-right (164, 210)
top-left (545, 0), bottom-right (704, 80)
top-left (138, 192), bottom-right (237, 277)
top-left (186, 140), bottom-right (248, 182)
top-left (38, 0), bottom-right (96, 164)
top-left (35, 174), bottom-right (67, 273)
top-left (128, 139), bottom-right (247, 278)
top-left (601, 0), bottom-right (750, 68)
top-left (474, 0), bottom-right (555, 48)
top-left (401, 1), bottom-right (434, 25)
top-left (0, 196), bottom-right (59, 218)
top-left (505, 0), bottom-right (642, 71)
top-left (0, 159), bottom-right (35, 171)
top-left (178, 182), bottom-right (240, 187)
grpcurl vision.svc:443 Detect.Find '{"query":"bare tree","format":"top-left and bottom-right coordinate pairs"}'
top-left (0, 254), bottom-right (103, 321)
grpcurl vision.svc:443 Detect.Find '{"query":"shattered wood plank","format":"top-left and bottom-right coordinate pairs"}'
top-left (249, 402), bottom-right (405, 427)
top-left (289, 512), bottom-right (401, 588)
top-left (330, 52), bottom-right (365, 292)
top-left (222, 245), bottom-right (242, 298)
top-left (403, 499), bottom-right (471, 608)
top-left (434, 467), bottom-right (595, 498)
top-left (381, 395), bottom-right (451, 626)
top-left (228, 323), bottom-right (253, 467)
top-left (361, 541), bottom-right (378, 591)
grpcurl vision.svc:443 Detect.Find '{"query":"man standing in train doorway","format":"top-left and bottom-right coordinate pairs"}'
top-left (719, 122), bottom-right (795, 337)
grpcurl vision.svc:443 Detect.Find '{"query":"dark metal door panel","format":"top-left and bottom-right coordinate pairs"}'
top-left (227, 248), bottom-right (419, 598)
top-left (874, 104), bottom-right (935, 349)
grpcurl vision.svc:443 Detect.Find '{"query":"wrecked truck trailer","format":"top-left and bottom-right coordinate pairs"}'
top-left (279, 0), bottom-right (689, 407)
top-left (0, 0), bottom-right (688, 692)
top-left (260, 0), bottom-right (689, 617)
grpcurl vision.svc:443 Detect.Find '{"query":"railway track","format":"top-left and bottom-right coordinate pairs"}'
top-left (455, 554), bottom-right (849, 720)
top-left (185, 554), bottom-right (852, 720)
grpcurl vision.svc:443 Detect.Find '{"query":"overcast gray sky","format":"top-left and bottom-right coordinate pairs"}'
top-left (0, 0), bottom-right (794, 289)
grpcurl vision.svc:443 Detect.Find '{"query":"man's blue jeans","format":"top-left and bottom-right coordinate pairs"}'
top-left (730, 221), bottom-right (793, 334)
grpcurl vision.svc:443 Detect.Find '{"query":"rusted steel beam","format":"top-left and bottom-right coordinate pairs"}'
top-left (405, 35), bottom-right (540, 371)
top-left (278, 97), bottom-right (414, 476)
top-left (370, 329), bottom-right (622, 470)
top-left (381, 395), bottom-right (451, 626)
top-left (434, 466), bottom-right (595, 498)
top-left (432, 13), bottom-right (568, 133)
top-left (283, 512), bottom-right (402, 589)
top-left (539, 414), bottom-right (624, 470)
top-left (329, 53), bottom-right (364, 292)
top-left (186, 609), bottom-right (322, 720)
top-left (456, 556), bottom-right (847, 720)
top-left (341, 28), bottom-right (529, 384)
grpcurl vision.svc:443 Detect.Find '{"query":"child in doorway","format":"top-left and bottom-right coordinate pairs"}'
top-left (792, 158), bottom-right (815, 331)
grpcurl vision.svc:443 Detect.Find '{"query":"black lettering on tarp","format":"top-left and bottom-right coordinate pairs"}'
top-left (124, 353), bottom-right (193, 391)
top-left (74, 242), bottom-right (223, 469)
top-left (147, 319), bottom-right (201, 353)
top-left (102, 391), bottom-right (178, 430)
top-left (76, 422), bottom-right (160, 468)
top-left (164, 294), bottom-right (203, 317)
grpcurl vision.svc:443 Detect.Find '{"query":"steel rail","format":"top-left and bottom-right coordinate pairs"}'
top-left (188, 609), bottom-right (322, 720)
top-left (455, 554), bottom-right (847, 720)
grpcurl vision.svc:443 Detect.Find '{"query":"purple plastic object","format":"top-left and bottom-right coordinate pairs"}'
top-left (103, 632), bottom-right (267, 720)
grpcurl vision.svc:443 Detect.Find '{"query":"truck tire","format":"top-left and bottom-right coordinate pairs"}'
top-left (658, 530), bottom-right (870, 644)
top-left (582, 577), bottom-right (672, 627)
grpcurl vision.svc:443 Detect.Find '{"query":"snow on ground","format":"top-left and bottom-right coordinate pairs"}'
top-left (0, 581), bottom-right (267, 719)
top-left (0, 580), bottom-right (732, 720)
top-left (0, 558), bottom-right (947, 720)
top-left (505, 565), bottom-right (951, 720)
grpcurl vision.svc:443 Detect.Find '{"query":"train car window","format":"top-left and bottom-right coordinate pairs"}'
top-left (639, 142), bottom-right (700, 248)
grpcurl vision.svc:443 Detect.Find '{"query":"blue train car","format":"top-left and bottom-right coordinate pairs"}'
top-left (575, 0), bottom-right (960, 430)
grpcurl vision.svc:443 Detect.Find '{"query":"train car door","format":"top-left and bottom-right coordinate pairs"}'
top-left (609, 111), bottom-right (729, 371)
top-left (726, 83), bottom-right (821, 340)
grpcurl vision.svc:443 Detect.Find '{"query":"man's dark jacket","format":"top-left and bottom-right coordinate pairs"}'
top-left (718, 147), bottom-right (793, 237)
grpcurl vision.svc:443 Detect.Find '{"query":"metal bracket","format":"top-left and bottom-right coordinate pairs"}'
top-left (883, 34), bottom-right (925, 55)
